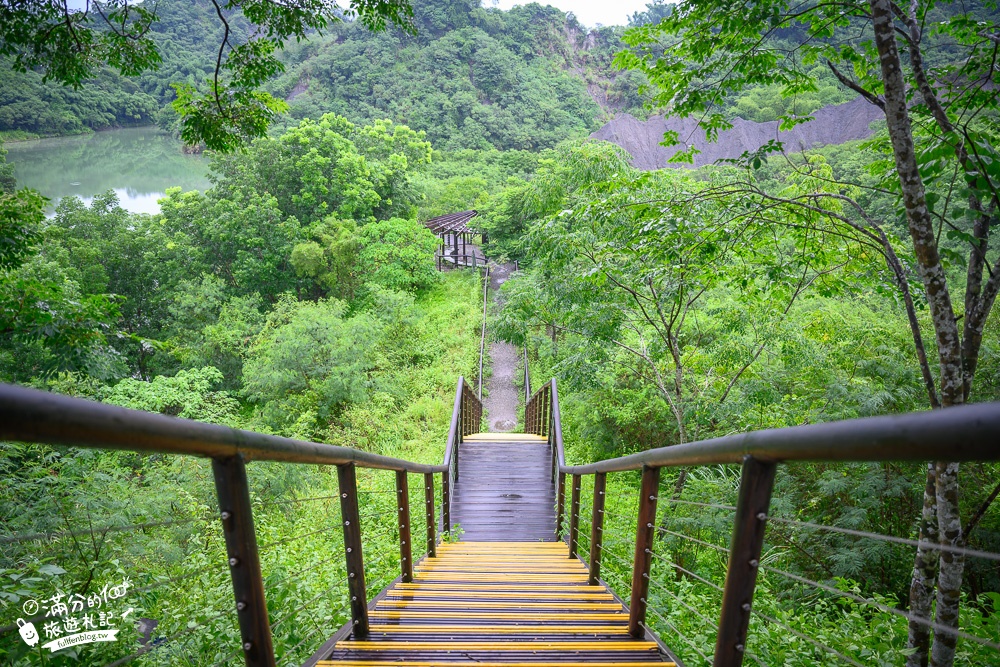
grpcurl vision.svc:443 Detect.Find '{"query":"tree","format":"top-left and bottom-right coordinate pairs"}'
top-left (291, 217), bottom-right (362, 301)
top-left (357, 216), bottom-right (439, 292)
top-left (158, 186), bottom-right (302, 301)
top-left (618, 3), bottom-right (1000, 665)
top-left (102, 365), bottom-right (240, 424)
top-left (0, 152), bottom-right (121, 379)
top-left (242, 295), bottom-right (378, 435)
top-left (47, 192), bottom-right (169, 378)
top-left (208, 113), bottom-right (431, 224)
top-left (499, 141), bottom-right (862, 459)
top-left (628, 0), bottom-right (673, 28)
top-left (0, 0), bottom-right (416, 150)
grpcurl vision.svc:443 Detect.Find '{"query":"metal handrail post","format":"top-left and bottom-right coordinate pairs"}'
top-left (337, 463), bottom-right (369, 638)
top-left (424, 473), bottom-right (436, 557)
top-left (212, 455), bottom-right (276, 667)
top-left (396, 471), bottom-right (413, 583)
top-left (555, 472), bottom-right (566, 541)
top-left (628, 465), bottom-right (660, 638)
top-left (442, 471), bottom-right (451, 534)
top-left (713, 456), bottom-right (777, 666)
top-left (588, 472), bottom-right (607, 585)
top-left (568, 474), bottom-right (582, 559)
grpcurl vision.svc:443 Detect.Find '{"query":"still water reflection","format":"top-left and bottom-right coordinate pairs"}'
top-left (5, 126), bottom-right (211, 214)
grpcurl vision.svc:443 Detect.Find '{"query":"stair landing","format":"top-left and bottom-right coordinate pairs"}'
top-left (451, 433), bottom-right (556, 542)
top-left (319, 541), bottom-right (674, 665)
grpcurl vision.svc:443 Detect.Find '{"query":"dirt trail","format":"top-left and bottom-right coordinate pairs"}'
top-left (482, 263), bottom-right (520, 432)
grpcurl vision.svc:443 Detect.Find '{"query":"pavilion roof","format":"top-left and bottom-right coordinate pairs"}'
top-left (423, 210), bottom-right (479, 235)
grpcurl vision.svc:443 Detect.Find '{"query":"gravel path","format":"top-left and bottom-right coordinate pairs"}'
top-left (482, 262), bottom-right (520, 432)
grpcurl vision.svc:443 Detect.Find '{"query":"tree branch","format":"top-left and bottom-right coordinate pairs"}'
top-left (964, 479), bottom-right (1000, 544)
top-left (827, 59), bottom-right (885, 109)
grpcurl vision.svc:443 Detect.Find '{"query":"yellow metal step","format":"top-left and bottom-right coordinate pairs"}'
top-left (385, 590), bottom-right (614, 600)
top-left (369, 611), bottom-right (631, 621)
top-left (366, 625), bottom-right (630, 633)
top-left (376, 600), bottom-right (623, 610)
top-left (336, 640), bottom-right (660, 651)
top-left (326, 540), bottom-right (675, 665)
top-left (319, 663), bottom-right (675, 667)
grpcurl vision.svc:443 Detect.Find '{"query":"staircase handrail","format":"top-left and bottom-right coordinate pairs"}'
top-left (0, 379), bottom-right (482, 667)
top-left (524, 378), bottom-right (1000, 666)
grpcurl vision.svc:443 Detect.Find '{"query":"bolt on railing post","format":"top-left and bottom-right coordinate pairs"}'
top-left (337, 463), bottom-right (369, 638)
top-left (555, 472), bottom-right (566, 540)
top-left (713, 456), bottom-right (777, 667)
top-left (424, 472), bottom-right (436, 557)
top-left (568, 474), bottom-right (582, 559)
top-left (212, 455), bottom-right (276, 667)
top-left (588, 472), bottom-right (607, 586)
top-left (396, 471), bottom-right (413, 583)
top-left (442, 471), bottom-right (451, 534)
top-left (629, 465), bottom-right (660, 638)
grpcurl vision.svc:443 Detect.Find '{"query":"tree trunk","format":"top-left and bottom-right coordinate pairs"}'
top-left (868, 0), bottom-right (962, 403)
top-left (932, 461), bottom-right (964, 667)
top-left (869, 2), bottom-right (966, 665)
top-left (906, 463), bottom-right (938, 667)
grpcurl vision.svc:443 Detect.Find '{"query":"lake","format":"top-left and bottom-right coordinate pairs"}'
top-left (4, 126), bottom-right (211, 215)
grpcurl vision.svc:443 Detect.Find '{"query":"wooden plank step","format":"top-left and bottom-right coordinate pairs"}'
top-left (462, 433), bottom-right (548, 442)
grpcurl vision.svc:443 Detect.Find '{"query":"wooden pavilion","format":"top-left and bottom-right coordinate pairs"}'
top-left (424, 210), bottom-right (486, 269)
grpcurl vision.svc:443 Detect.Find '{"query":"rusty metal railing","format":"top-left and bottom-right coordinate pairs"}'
top-left (523, 378), bottom-right (1000, 667)
top-left (0, 378), bottom-right (483, 667)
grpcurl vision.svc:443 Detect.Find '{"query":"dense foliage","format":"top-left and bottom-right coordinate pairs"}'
top-left (0, 107), bottom-right (483, 664)
top-left (2, 0), bottom-right (1000, 665)
top-left (496, 139), bottom-right (1000, 666)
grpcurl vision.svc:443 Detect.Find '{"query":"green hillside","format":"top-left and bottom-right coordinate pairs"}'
top-left (0, 0), bottom-right (643, 148)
